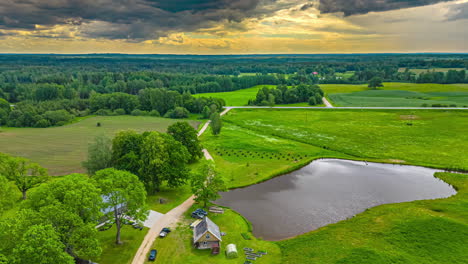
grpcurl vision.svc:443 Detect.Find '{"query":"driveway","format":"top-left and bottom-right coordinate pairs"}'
top-left (143, 210), bottom-right (164, 228)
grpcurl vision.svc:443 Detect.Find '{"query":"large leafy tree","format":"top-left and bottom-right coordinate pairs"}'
top-left (167, 121), bottom-right (203, 162)
top-left (0, 210), bottom-right (73, 264)
top-left (0, 175), bottom-right (19, 214)
top-left (139, 132), bottom-right (190, 192)
top-left (94, 168), bottom-right (148, 244)
top-left (25, 174), bottom-right (103, 260)
top-left (368, 76), bottom-right (384, 89)
top-left (112, 130), bottom-right (143, 175)
top-left (82, 134), bottom-right (113, 175)
top-left (191, 161), bottom-right (226, 208)
top-left (12, 225), bottom-right (74, 264)
top-left (0, 153), bottom-right (48, 200)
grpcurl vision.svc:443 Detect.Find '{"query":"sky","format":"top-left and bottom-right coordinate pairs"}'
top-left (0, 0), bottom-right (467, 54)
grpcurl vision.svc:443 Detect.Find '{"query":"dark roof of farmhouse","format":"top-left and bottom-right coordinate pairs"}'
top-left (193, 217), bottom-right (222, 242)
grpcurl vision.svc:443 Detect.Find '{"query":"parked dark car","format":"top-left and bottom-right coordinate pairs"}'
top-left (191, 208), bottom-right (208, 219)
top-left (159, 227), bottom-right (171, 238)
top-left (148, 249), bottom-right (157, 261)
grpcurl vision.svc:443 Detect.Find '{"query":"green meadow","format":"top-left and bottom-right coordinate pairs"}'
top-left (193, 86), bottom-right (264, 106)
top-left (193, 83), bottom-right (468, 107)
top-left (218, 109), bottom-right (468, 171)
top-left (0, 115), bottom-right (201, 175)
top-left (156, 108), bottom-right (468, 264)
top-left (329, 90), bottom-right (468, 107)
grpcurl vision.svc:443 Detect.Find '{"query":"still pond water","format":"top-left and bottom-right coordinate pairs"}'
top-left (215, 159), bottom-right (456, 241)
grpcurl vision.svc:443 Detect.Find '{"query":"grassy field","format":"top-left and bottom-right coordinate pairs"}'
top-left (193, 83), bottom-right (468, 107)
top-left (193, 86), bottom-right (264, 106)
top-left (278, 172), bottom-right (468, 264)
top-left (201, 121), bottom-right (350, 188)
top-left (0, 116), bottom-right (201, 175)
top-left (329, 90), bottom-right (468, 107)
top-left (321, 82), bottom-right (468, 94)
top-left (219, 109), bottom-right (468, 171)
top-left (88, 225), bottom-right (149, 264)
top-left (145, 204), bottom-right (281, 264)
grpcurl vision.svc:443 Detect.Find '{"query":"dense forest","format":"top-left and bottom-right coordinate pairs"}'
top-left (0, 54), bottom-right (467, 127)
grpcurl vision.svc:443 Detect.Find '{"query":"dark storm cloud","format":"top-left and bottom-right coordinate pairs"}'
top-left (446, 2), bottom-right (468, 21)
top-left (0, 0), bottom-right (284, 40)
top-left (318, 0), bottom-right (452, 16)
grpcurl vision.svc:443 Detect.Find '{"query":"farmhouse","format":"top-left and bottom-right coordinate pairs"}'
top-left (193, 217), bottom-right (222, 254)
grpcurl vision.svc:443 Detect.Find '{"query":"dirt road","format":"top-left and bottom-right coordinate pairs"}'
top-left (131, 195), bottom-right (195, 264)
top-left (131, 107), bottom-right (230, 264)
top-left (322, 97), bottom-right (333, 107)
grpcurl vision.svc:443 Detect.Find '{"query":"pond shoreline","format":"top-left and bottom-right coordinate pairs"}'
top-left (216, 159), bottom-right (457, 241)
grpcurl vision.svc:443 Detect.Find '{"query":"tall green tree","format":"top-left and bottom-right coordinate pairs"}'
top-left (0, 175), bottom-right (18, 214)
top-left (368, 77), bottom-right (384, 89)
top-left (191, 162), bottom-right (226, 208)
top-left (139, 132), bottom-right (190, 192)
top-left (82, 134), bottom-right (112, 175)
top-left (112, 130), bottom-right (143, 175)
top-left (25, 174), bottom-right (103, 259)
top-left (210, 113), bottom-right (222, 136)
top-left (167, 122), bottom-right (203, 162)
top-left (12, 225), bottom-right (74, 264)
top-left (94, 168), bottom-right (148, 244)
top-left (0, 153), bottom-right (48, 200)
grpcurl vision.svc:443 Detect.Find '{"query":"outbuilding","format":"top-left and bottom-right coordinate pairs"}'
top-left (193, 217), bottom-right (222, 254)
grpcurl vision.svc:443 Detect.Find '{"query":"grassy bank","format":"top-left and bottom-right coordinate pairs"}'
top-left (146, 204), bottom-right (281, 264)
top-left (278, 172), bottom-right (468, 264)
top-left (0, 115), bottom-right (201, 175)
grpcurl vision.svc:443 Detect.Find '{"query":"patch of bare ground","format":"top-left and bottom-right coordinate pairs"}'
top-left (399, 115), bottom-right (420, 120)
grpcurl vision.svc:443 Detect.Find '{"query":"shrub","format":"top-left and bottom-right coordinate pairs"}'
top-left (114, 108), bottom-right (126, 115)
top-left (131, 109), bottom-right (149, 116)
top-left (35, 119), bottom-right (51, 128)
top-left (149, 110), bottom-right (160, 117)
top-left (95, 109), bottom-right (112, 116)
top-left (165, 107), bottom-right (189, 119)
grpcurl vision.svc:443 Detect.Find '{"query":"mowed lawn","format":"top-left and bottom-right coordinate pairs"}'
top-left (146, 205), bottom-right (281, 264)
top-left (220, 109), bottom-right (468, 171)
top-left (0, 116), bottom-right (201, 175)
top-left (278, 172), bottom-right (468, 264)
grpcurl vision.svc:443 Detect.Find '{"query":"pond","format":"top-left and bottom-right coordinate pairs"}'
top-left (215, 159), bottom-right (456, 241)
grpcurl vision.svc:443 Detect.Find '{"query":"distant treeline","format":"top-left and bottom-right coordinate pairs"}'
top-left (250, 85), bottom-right (324, 106)
top-left (0, 91), bottom-right (225, 128)
top-left (1, 54), bottom-right (468, 127)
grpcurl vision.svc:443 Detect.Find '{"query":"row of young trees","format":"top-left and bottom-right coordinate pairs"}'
top-left (249, 85), bottom-right (324, 106)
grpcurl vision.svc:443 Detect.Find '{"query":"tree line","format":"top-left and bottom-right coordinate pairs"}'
top-left (0, 91), bottom-right (225, 128)
top-left (249, 85), bottom-right (324, 106)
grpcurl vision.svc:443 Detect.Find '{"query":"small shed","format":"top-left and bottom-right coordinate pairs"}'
top-left (193, 217), bottom-right (222, 255)
top-left (226, 244), bottom-right (238, 259)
